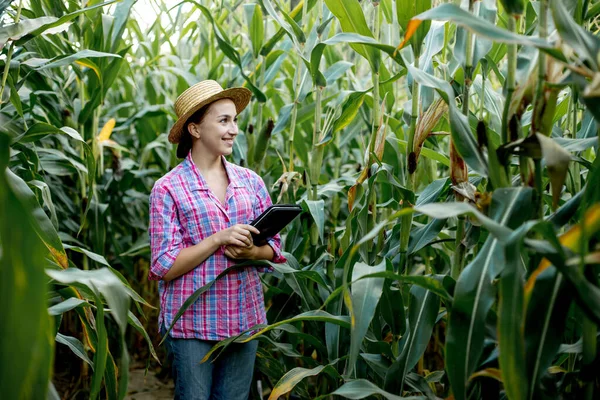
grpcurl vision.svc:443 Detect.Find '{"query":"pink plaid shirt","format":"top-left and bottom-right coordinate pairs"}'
top-left (148, 152), bottom-right (285, 340)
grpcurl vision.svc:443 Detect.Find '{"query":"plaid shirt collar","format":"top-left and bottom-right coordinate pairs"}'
top-left (183, 152), bottom-right (245, 191)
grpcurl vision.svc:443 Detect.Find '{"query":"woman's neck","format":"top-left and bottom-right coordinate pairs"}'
top-left (190, 148), bottom-right (223, 175)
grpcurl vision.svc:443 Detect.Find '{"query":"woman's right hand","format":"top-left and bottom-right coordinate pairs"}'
top-left (212, 224), bottom-right (260, 248)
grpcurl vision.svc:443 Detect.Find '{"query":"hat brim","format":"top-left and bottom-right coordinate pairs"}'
top-left (168, 87), bottom-right (252, 144)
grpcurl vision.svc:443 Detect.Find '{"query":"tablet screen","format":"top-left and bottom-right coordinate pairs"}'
top-left (250, 205), bottom-right (302, 246)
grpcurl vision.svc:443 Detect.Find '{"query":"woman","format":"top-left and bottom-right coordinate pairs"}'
top-left (148, 80), bottom-right (285, 400)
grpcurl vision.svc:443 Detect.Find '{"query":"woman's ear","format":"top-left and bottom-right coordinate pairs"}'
top-left (188, 122), bottom-right (201, 139)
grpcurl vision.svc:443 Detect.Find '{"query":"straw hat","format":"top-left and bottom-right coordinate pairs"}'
top-left (168, 80), bottom-right (252, 143)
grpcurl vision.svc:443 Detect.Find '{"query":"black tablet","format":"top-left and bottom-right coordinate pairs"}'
top-left (250, 204), bottom-right (303, 246)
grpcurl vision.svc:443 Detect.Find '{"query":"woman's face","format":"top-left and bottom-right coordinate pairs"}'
top-left (190, 98), bottom-right (239, 157)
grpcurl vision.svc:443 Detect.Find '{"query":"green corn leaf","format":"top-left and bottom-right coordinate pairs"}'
top-left (384, 285), bottom-right (440, 394)
top-left (323, 0), bottom-right (381, 72)
top-left (322, 271), bottom-right (452, 310)
top-left (12, 0), bottom-right (120, 46)
top-left (360, 354), bottom-right (391, 380)
top-left (262, 0), bottom-right (305, 48)
top-left (498, 236), bottom-right (529, 400)
top-left (381, 0), bottom-right (393, 24)
top-left (401, 3), bottom-right (565, 61)
top-left (79, 46), bottom-right (130, 124)
top-left (583, 157), bottom-right (600, 208)
top-left (512, 210), bottom-right (600, 396)
top-left (48, 297), bottom-right (88, 316)
top-left (5, 168), bottom-right (68, 268)
top-left (268, 360), bottom-right (342, 400)
top-left (7, 76), bottom-right (23, 120)
top-left (179, 1), bottom-right (267, 102)
top-left (0, 16), bottom-right (58, 44)
top-left (46, 268), bottom-right (131, 336)
top-left (380, 282), bottom-right (406, 337)
top-left (302, 199), bottom-right (325, 243)
top-left (319, 32), bottom-right (405, 66)
top-left (0, 0), bottom-right (13, 17)
top-left (550, 0), bottom-right (600, 70)
top-left (260, 0), bottom-right (318, 56)
top-left (14, 122), bottom-right (84, 144)
top-left (0, 133), bottom-right (53, 400)
top-left (56, 333), bottom-right (94, 368)
top-left (104, 353), bottom-right (118, 400)
top-left (445, 187), bottom-right (533, 400)
top-left (328, 379), bottom-right (422, 399)
top-left (408, 217), bottom-right (447, 255)
top-left (347, 260), bottom-right (387, 376)
top-left (323, 60), bottom-right (353, 85)
top-left (332, 91), bottom-right (367, 133)
top-left (244, 3), bottom-right (264, 58)
top-left (200, 310), bottom-right (351, 363)
top-left (525, 266), bottom-right (571, 398)
top-left (128, 311), bottom-right (159, 363)
top-left (109, 0), bottom-right (135, 53)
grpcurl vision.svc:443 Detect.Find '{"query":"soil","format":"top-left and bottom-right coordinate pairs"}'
top-left (125, 367), bottom-right (174, 400)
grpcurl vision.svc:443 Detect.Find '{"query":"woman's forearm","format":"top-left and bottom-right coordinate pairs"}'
top-left (163, 236), bottom-right (220, 282)
top-left (252, 244), bottom-right (275, 261)
top-left (163, 237), bottom-right (275, 281)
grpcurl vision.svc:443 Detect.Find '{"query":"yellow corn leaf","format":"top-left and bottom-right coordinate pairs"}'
top-left (414, 98), bottom-right (447, 162)
top-left (450, 141), bottom-right (468, 186)
top-left (396, 18), bottom-right (423, 53)
top-left (75, 59), bottom-right (101, 80)
top-left (469, 368), bottom-right (503, 382)
top-left (97, 118), bottom-right (116, 142)
top-left (343, 287), bottom-right (355, 329)
top-left (548, 365), bottom-right (567, 374)
top-left (525, 204), bottom-right (600, 296)
top-left (48, 245), bottom-right (68, 269)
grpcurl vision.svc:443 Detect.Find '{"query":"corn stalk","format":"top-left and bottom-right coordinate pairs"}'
top-left (399, 53), bottom-right (419, 272)
top-left (0, 0), bottom-right (23, 104)
top-left (287, 0), bottom-right (309, 172)
top-left (531, 0), bottom-right (547, 220)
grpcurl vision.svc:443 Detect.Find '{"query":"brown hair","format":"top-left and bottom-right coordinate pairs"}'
top-left (176, 104), bottom-right (210, 158)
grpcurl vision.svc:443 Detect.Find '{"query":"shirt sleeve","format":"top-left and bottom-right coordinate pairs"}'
top-left (253, 175), bottom-right (286, 271)
top-left (148, 184), bottom-right (184, 281)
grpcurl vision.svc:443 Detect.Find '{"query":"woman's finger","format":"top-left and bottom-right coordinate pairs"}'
top-left (242, 224), bottom-right (260, 235)
top-left (235, 225), bottom-right (250, 235)
top-left (233, 239), bottom-right (246, 248)
top-left (234, 227), bottom-right (251, 240)
top-left (238, 234), bottom-right (252, 246)
top-left (226, 246), bottom-right (241, 258)
top-left (233, 236), bottom-right (248, 247)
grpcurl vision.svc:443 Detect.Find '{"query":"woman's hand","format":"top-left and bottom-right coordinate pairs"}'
top-left (212, 224), bottom-right (259, 248)
top-left (224, 244), bottom-right (257, 260)
top-left (225, 243), bottom-right (275, 261)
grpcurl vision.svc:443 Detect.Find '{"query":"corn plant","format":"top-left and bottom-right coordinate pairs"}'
top-left (1, 0), bottom-right (158, 398)
top-left (2, 0), bottom-right (600, 399)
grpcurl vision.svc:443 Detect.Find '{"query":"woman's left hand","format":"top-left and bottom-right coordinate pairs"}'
top-left (224, 244), bottom-right (256, 260)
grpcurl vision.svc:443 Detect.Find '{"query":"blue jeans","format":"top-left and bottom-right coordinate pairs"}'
top-left (162, 327), bottom-right (259, 400)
